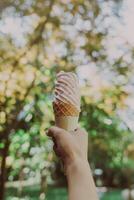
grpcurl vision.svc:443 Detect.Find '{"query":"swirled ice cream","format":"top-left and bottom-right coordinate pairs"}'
top-left (54, 71), bottom-right (80, 112)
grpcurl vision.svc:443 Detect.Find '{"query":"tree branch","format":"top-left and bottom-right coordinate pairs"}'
top-left (1, 0), bottom-right (55, 107)
top-left (0, 0), bottom-right (55, 140)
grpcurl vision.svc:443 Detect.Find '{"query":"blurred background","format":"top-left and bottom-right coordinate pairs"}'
top-left (0, 0), bottom-right (134, 199)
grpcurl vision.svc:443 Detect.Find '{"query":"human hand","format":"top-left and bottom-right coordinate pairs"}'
top-left (47, 127), bottom-right (99, 200)
top-left (46, 126), bottom-right (88, 170)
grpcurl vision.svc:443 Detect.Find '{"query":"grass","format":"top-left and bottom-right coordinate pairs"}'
top-left (102, 190), bottom-right (122, 200)
top-left (5, 186), bottom-right (122, 200)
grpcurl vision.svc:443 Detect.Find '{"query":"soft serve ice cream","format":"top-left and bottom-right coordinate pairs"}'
top-left (53, 71), bottom-right (81, 131)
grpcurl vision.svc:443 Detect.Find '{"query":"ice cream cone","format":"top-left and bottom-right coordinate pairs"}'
top-left (53, 101), bottom-right (79, 131)
top-left (55, 116), bottom-right (79, 131)
top-left (53, 71), bottom-right (81, 131)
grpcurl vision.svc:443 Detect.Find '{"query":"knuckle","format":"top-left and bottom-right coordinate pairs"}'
top-left (78, 127), bottom-right (88, 136)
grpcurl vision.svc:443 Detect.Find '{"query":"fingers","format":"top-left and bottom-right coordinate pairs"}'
top-left (46, 126), bottom-right (68, 139)
top-left (72, 127), bottom-right (88, 137)
top-left (76, 127), bottom-right (86, 133)
top-left (47, 126), bottom-right (87, 138)
top-left (53, 143), bottom-right (61, 157)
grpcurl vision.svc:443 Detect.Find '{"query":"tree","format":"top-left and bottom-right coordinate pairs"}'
top-left (0, 0), bottom-right (134, 199)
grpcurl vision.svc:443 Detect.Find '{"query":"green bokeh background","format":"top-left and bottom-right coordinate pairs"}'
top-left (0, 0), bottom-right (134, 199)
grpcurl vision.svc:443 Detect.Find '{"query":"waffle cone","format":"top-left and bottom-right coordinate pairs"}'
top-left (53, 101), bottom-right (79, 117)
top-left (53, 101), bottom-right (80, 131)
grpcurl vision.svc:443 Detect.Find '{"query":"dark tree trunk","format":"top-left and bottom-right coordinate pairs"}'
top-left (18, 161), bottom-right (25, 197)
top-left (0, 138), bottom-right (10, 200)
top-left (40, 169), bottom-right (47, 200)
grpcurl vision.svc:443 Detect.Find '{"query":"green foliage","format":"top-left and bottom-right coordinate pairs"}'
top-left (5, 186), bottom-right (122, 200)
top-left (0, 0), bottom-right (134, 195)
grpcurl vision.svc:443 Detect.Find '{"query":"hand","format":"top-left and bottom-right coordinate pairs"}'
top-left (47, 127), bottom-right (99, 200)
top-left (46, 126), bottom-right (88, 170)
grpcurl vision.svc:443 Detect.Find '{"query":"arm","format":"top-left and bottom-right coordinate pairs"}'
top-left (47, 126), bottom-right (99, 200)
top-left (67, 158), bottom-right (98, 200)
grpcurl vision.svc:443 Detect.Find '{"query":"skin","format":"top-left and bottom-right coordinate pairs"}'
top-left (47, 126), bottom-right (99, 200)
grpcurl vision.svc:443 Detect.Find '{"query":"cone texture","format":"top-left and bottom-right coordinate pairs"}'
top-left (53, 101), bottom-right (79, 117)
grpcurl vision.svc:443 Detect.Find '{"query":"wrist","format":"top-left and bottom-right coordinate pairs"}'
top-left (65, 157), bottom-right (89, 177)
